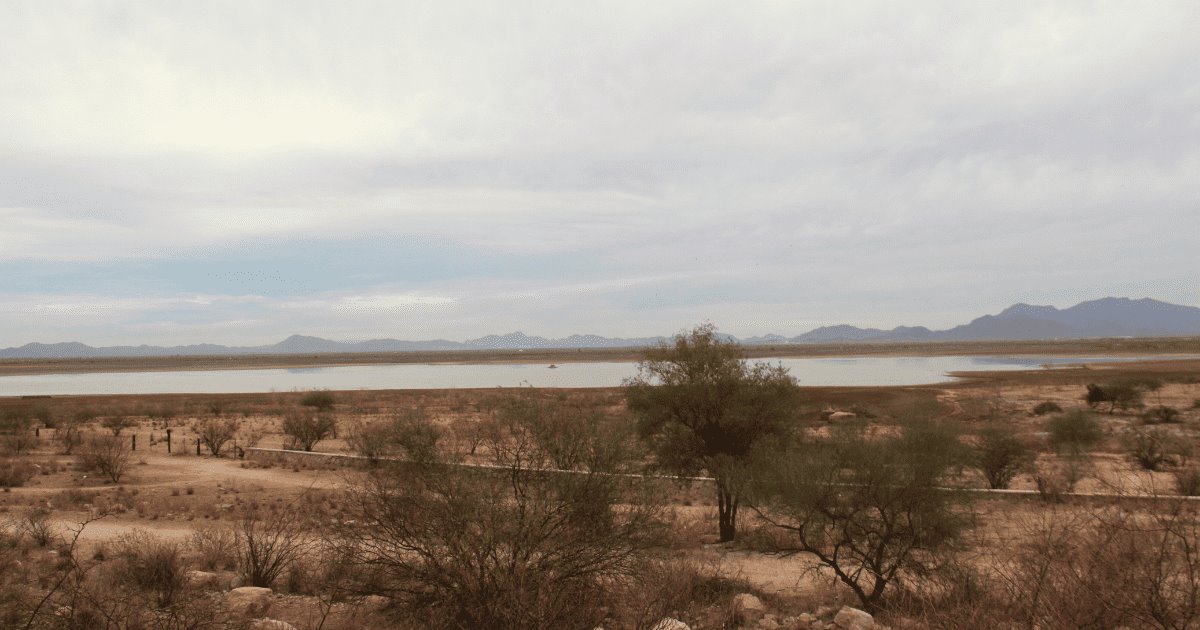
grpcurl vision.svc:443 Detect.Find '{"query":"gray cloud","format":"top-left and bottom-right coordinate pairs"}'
top-left (0, 1), bottom-right (1197, 345)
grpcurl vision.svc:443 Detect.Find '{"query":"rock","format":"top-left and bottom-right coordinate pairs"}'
top-left (228, 575), bottom-right (245, 589)
top-left (757, 613), bottom-right (781, 629)
top-left (226, 586), bottom-right (273, 617)
top-left (185, 570), bottom-right (219, 589)
top-left (361, 594), bottom-right (389, 610)
top-left (733, 593), bottom-right (768, 623)
top-left (827, 411), bottom-right (857, 422)
top-left (814, 606), bottom-right (838, 618)
top-left (832, 606), bottom-right (874, 630)
top-left (651, 619), bottom-right (691, 630)
top-left (250, 620), bottom-right (295, 630)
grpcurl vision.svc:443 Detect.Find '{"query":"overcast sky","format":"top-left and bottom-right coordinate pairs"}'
top-left (1, 1), bottom-right (1197, 347)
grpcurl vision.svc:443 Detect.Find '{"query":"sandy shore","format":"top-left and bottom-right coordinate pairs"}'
top-left (2, 336), bottom-right (1199, 376)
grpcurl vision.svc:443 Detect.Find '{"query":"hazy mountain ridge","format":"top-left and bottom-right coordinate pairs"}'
top-left (3, 297), bottom-right (1198, 359)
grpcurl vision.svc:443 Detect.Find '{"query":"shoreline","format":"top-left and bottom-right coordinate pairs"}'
top-left (2, 336), bottom-right (1200, 377)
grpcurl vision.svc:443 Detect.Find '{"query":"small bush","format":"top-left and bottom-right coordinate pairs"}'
top-left (0, 458), bottom-right (36, 488)
top-left (194, 417), bottom-right (238, 457)
top-left (1125, 429), bottom-right (1171, 471)
top-left (1142, 405), bottom-right (1182, 424)
top-left (1085, 382), bottom-right (1145, 413)
top-left (1174, 466), bottom-right (1200, 496)
top-left (1032, 401), bottom-right (1063, 416)
top-left (78, 433), bottom-right (132, 483)
top-left (190, 526), bottom-right (236, 571)
top-left (113, 531), bottom-right (189, 608)
top-left (281, 412), bottom-right (336, 452)
top-left (1047, 410), bottom-right (1103, 453)
top-left (20, 509), bottom-right (56, 547)
top-left (975, 426), bottom-right (1033, 489)
top-left (299, 390), bottom-right (336, 412)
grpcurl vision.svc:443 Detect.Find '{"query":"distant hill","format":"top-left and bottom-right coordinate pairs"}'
top-left (3, 297), bottom-right (1199, 359)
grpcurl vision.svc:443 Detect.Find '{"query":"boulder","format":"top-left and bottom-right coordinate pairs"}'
top-left (361, 594), bottom-right (389, 610)
top-left (185, 570), bottom-right (219, 589)
top-left (226, 586), bottom-right (273, 617)
top-left (733, 593), bottom-right (768, 623)
top-left (250, 620), bottom-right (295, 630)
top-left (651, 619), bottom-right (691, 630)
top-left (832, 606), bottom-right (873, 630)
top-left (827, 411), bottom-right (857, 422)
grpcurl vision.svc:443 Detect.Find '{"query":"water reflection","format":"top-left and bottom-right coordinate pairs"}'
top-left (0, 354), bottom-right (1184, 397)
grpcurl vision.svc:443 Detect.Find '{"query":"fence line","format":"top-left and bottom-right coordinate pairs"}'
top-left (245, 447), bottom-right (1200, 503)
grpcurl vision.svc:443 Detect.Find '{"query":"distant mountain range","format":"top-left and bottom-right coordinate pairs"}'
top-left (3, 297), bottom-right (1199, 359)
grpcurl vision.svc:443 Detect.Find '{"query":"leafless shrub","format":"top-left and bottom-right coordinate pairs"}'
top-left (194, 417), bottom-right (238, 457)
top-left (112, 530), bottom-right (190, 608)
top-left (236, 499), bottom-right (311, 587)
top-left (0, 457), bottom-right (36, 488)
top-left (20, 508), bottom-right (57, 547)
top-left (333, 411), bottom-right (664, 629)
top-left (0, 412), bottom-right (37, 455)
top-left (78, 433), bottom-right (132, 483)
top-left (101, 415), bottom-right (137, 435)
top-left (281, 411), bottom-right (336, 452)
top-left (191, 526), bottom-right (237, 571)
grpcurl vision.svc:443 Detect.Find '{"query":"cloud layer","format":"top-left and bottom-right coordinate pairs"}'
top-left (1, 1), bottom-right (1197, 345)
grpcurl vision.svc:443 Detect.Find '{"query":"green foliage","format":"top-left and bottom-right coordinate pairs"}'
top-left (624, 323), bottom-right (801, 541)
top-left (1032, 401), bottom-right (1063, 416)
top-left (747, 420), bottom-right (971, 613)
top-left (975, 426), bottom-right (1033, 489)
top-left (1047, 410), bottom-right (1103, 453)
top-left (299, 390), bottom-right (336, 412)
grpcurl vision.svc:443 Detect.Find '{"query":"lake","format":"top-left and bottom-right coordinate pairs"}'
top-left (0, 355), bottom-right (1158, 396)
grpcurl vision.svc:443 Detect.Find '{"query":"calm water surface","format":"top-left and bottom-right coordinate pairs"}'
top-left (0, 355), bottom-right (1169, 396)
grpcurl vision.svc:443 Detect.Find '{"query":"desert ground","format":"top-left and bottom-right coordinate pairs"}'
top-left (3, 350), bottom-right (1200, 628)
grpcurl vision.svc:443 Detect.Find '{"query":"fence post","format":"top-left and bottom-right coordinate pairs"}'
top-left (131, 434), bottom-right (136, 451)
top-left (166, 428), bottom-right (172, 453)
top-left (196, 438), bottom-right (201, 456)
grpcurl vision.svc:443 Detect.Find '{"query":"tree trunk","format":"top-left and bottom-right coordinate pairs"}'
top-left (717, 481), bottom-right (738, 542)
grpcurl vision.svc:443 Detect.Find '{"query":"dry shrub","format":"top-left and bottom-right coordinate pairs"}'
top-left (77, 433), bottom-right (133, 482)
top-left (0, 457), bottom-right (36, 488)
top-left (20, 508), bottom-right (56, 547)
top-left (610, 559), bottom-right (754, 630)
top-left (908, 503), bottom-right (1200, 629)
top-left (112, 530), bottom-right (190, 608)
top-left (190, 526), bottom-right (237, 571)
top-left (236, 499), bottom-right (311, 587)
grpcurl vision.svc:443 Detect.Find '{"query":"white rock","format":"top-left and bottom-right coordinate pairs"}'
top-left (827, 411), bottom-right (857, 422)
top-left (651, 618), bottom-right (692, 630)
top-left (733, 592), bottom-right (768, 623)
top-left (250, 620), bottom-right (295, 630)
top-left (226, 586), bottom-right (273, 617)
top-left (833, 606), bottom-right (874, 630)
top-left (185, 570), bottom-right (218, 588)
